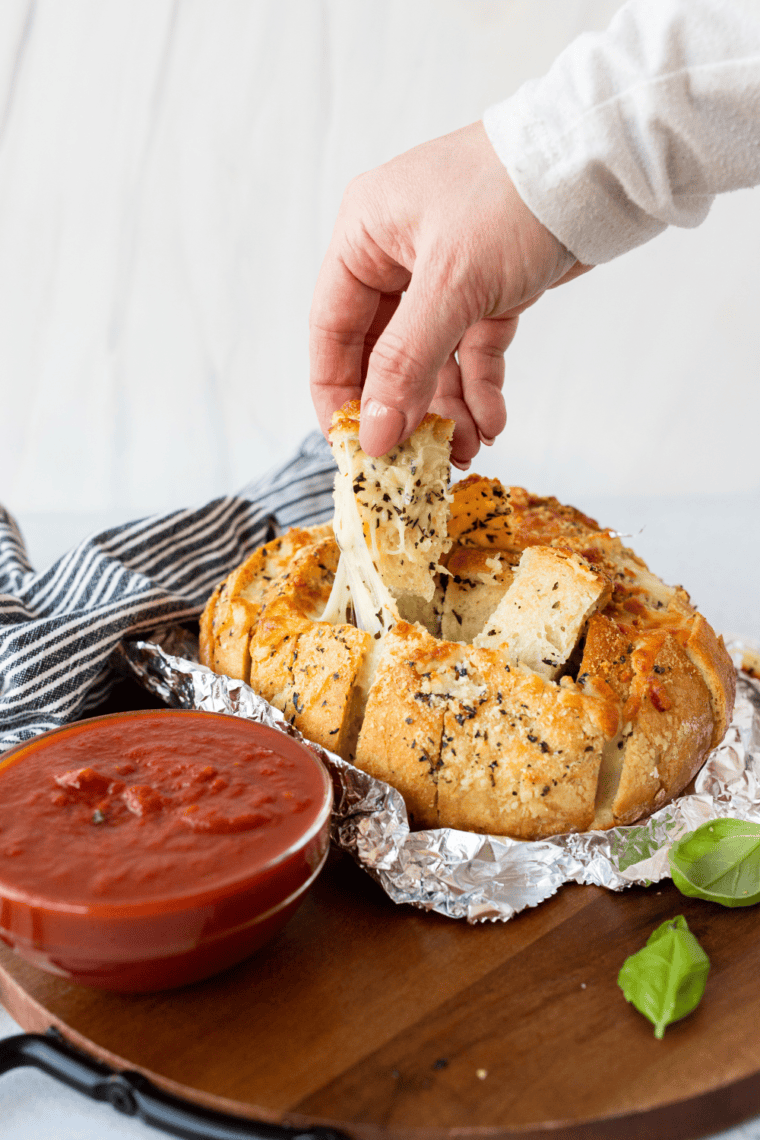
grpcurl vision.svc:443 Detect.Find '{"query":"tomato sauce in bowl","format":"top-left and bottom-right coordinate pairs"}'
top-left (0, 710), bottom-right (333, 991)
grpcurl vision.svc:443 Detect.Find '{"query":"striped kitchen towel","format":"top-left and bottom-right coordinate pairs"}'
top-left (0, 433), bottom-right (335, 752)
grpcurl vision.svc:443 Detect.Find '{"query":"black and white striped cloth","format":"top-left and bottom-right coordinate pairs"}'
top-left (0, 433), bottom-right (335, 753)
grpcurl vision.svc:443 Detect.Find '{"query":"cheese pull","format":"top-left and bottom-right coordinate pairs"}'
top-left (327, 400), bottom-right (454, 630)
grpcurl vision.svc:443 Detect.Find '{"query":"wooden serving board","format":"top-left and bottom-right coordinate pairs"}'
top-left (3, 684), bottom-right (760, 1139)
top-left (5, 853), bottom-right (760, 1139)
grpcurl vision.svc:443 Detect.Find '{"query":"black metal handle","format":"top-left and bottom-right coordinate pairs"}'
top-left (0, 1028), bottom-right (347, 1140)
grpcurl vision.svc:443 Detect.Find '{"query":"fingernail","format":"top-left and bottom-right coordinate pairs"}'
top-left (360, 398), bottom-right (406, 457)
top-left (451, 458), bottom-right (471, 472)
top-left (479, 432), bottom-right (496, 447)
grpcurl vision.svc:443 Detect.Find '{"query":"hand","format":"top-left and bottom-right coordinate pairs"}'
top-left (309, 121), bottom-right (590, 466)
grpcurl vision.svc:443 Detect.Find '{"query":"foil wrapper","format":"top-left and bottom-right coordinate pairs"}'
top-left (115, 630), bottom-right (760, 924)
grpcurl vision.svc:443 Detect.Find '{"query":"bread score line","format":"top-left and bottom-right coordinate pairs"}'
top-left (200, 401), bottom-right (735, 840)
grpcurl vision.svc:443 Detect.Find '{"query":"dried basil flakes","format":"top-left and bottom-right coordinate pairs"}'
top-left (618, 915), bottom-right (710, 1039)
top-left (669, 818), bottom-right (760, 907)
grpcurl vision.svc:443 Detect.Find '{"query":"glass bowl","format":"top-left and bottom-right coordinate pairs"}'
top-left (0, 710), bottom-right (333, 992)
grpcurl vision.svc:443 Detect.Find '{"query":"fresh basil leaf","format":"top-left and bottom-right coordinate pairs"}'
top-left (618, 915), bottom-right (709, 1039)
top-left (669, 819), bottom-right (760, 907)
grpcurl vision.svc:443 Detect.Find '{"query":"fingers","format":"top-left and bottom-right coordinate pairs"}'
top-left (358, 258), bottom-right (473, 456)
top-left (310, 122), bottom-right (585, 458)
top-left (309, 240), bottom-right (409, 438)
top-left (457, 314), bottom-right (516, 445)
top-left (312, 243), bottom-right (521, 458)
top-left (360, 292), bottom-right (402, 382)
top-left (309, 257), bottom-right (379, 437)
top-left (428, 354), bottom-right (479, 471)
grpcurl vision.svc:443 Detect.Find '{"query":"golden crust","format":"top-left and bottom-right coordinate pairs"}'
top-left (446, 477), bottom-right (528, 552)
top-left (447, 476), bottom-right (600, 554)
top-left (198, 409), bottom-right (736, 840)
top-left (353, 626), bottom-right (619, 837)
top-left (355, 623), bottom-right (452, 828)
top-left (681, 615), bottom-right (736, 749)
top-left (282, 622), bottom-right (371, 756)
top-left (199, 525), bottom-right (332, 680)
top-left (436, 650), bottom-right (616, 838)
top-left (586, 628), bottom-right (714, 827)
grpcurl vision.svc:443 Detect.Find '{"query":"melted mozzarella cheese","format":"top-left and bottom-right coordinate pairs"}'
top-left (320, 437), bottom-right (399, 640)
top-left (335, 426), bottom-right (452, 604)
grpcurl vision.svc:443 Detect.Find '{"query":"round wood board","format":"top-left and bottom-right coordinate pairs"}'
top-left (2, 683), bottom-right (760, 1139)
top-left (3, 851), bottom-right (760, 1140)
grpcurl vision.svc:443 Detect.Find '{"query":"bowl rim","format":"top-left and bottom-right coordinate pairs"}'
top-left (4, 842), bottom-right (332, 965)
top-left (0, 708), bottom-right (333, 919)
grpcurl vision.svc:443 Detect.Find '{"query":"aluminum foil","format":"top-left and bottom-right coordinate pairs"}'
top-left (114, 630), bottom-right (760, 924)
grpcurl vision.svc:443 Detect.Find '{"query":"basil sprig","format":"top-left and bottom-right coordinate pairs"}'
top-left (669, 818), bottom-right (760, 907)
top-left (618, 916), bottom-right (709, 1039)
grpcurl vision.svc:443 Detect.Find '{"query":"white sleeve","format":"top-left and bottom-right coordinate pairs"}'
top-left (483, 0), bottom-right (760, 264)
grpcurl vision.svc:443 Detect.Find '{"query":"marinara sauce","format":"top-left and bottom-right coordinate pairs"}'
top-left (0, 711), bottom-right (330, 905)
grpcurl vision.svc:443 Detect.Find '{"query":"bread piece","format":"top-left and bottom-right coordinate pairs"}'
top-left (580, 619), bottom-right (715, 827)
top-left (448, 476), bottom-right (600, 555)
top-left (560, 529), bottom-right (736, 755)
top-left (282, 622), bottom-right (372, 756)
top-left (200, 523), bottom-right (373, 752)
top-left (199, 525), bottom-right (331, 679)
top-left (355, 628), bottom-right (619, 837)
top-left (474, 546), bottom-right (611, 679)
top-left (248, 535), bottom-right (372, 753)
top-left (248, 535), bottom-right (341, 705)
top-left (437, 650), bottom-right (617, 838)
top-left (509, 494), bottom-right (601, 551)
top-left (330, 400), bottom-right (454, 607)
top-left (355, 623), bottom-right (463, 827)
top-left (440, 547), bottom-right (513, 643)
top-left (681, 615), bottom-right (736, 749)
top-left (551, 530), bottom-right (691, 630)
top-left (612, 632), bottom-right (714, 825)
top-left (447, 476), bottom-right (527, 552)
top-left (366, 544), bottom-right (513, 644)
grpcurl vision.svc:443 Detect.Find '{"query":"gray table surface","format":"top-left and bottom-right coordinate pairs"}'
top-left (1, 498), bottom-right (759, 1140)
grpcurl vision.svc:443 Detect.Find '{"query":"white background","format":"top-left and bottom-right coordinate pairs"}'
top-left (2, 0), bottom-right (759, 517)
top-left (1, 2), bottom-right (759, 1137)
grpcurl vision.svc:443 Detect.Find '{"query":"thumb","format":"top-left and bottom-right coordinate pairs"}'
top-left (359, 260), bottom-right (470, 456)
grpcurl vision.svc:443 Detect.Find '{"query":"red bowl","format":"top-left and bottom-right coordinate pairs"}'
top-left (0, 710), bottom-right (333, 992)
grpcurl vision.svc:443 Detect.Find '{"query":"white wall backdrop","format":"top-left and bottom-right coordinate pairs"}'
top-left (0, 1), bottom-right (758, 535)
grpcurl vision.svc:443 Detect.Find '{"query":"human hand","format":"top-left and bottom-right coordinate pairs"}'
top-left (309, 121), bottom-right (590, 467)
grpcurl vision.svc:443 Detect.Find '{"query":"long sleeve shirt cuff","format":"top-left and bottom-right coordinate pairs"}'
top-left (483, 0), bottom-right (760, 265)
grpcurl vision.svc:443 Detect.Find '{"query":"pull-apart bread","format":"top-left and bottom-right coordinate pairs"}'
top-left (201, 401), bottom-right (735, 839)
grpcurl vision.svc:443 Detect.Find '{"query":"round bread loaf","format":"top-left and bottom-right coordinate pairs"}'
top-left (200, 404), bottom-right (735, 839)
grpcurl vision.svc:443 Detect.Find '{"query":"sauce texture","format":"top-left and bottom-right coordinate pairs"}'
top-left (0, 713), bottom-right (328, 904)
